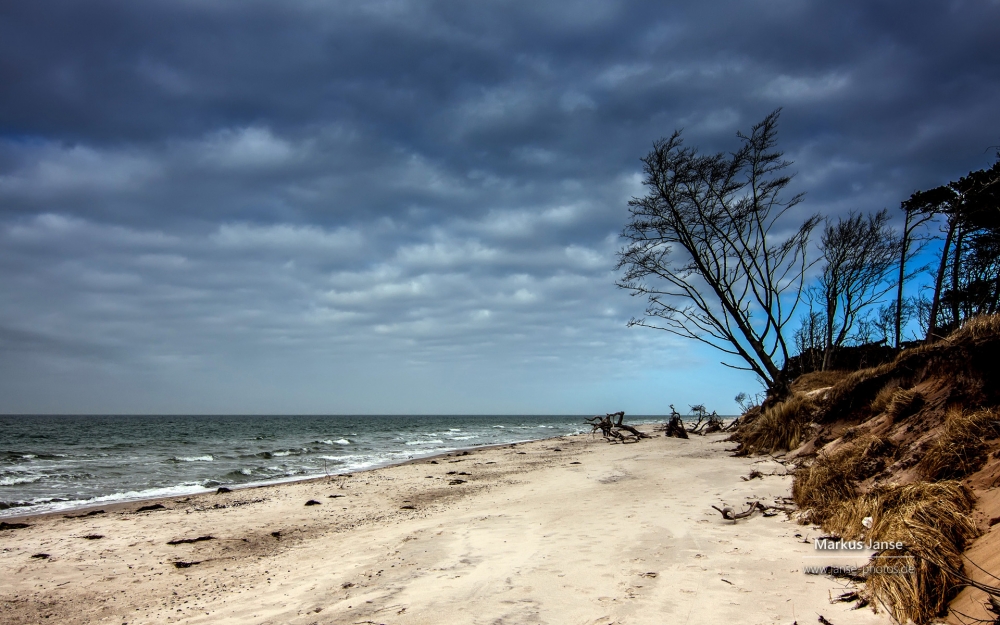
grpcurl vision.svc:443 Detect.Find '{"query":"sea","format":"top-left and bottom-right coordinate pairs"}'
top-left (0, 414), bottom-right (669, 518)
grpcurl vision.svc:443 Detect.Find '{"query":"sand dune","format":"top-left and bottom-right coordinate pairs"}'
top-left (0, 431), bottom-right (887, 624)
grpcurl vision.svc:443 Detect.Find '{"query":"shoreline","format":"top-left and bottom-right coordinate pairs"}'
top-left (0, 432), bottom-right (588, 523)
top-left (1, 418), bottom-right (623, 522)
top-left (1, 416), bottom-right (691, 522)
top-left (0, 427), bottom-right (888, 625)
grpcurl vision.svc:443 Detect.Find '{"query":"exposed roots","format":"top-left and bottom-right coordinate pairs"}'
top-left (586, 411), bottom-right (650, 443)
top-left (663, 415), bottom-right (689, 439)
top-left (778, 317), bottom-right (1000, 624)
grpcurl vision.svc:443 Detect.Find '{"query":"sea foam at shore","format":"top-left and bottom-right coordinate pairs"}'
top-left (0, 414), bottom-right (667, 517)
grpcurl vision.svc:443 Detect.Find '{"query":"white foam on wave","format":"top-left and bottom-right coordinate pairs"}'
top-left (0, 417), bottom-right (593, 519)
top-left (0, 475), bottom-right (43, 486)
top-left (92, 483), bottom-right (206, 503)
top-left (1, 482), bottom-right (210, 518)
top-left (21, 454), bottom-right (37, 459)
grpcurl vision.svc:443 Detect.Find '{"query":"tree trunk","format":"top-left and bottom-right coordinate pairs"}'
top-left (894, 209), bottom-right (912, 349)
top-left (927, 218), bottom-right (957, 341)
top-left (950, 226), bottom-right (964, 329)
top-left (821, 292), bottom-right (837, 371)
top-left (991, 275), bottom-right (1000, 315)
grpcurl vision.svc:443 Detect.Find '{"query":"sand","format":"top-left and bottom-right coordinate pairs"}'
top-left (0, 431), bottom-right (889, 625)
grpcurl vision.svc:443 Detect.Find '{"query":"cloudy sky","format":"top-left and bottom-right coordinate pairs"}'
top-left (1, 0), bottom-right (998, 415)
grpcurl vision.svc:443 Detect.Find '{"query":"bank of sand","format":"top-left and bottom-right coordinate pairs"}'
top-left (0, 431), bottom-right (889, 625)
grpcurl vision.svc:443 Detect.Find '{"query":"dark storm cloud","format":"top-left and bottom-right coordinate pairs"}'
top-left (0, 0), bottom-right (998, 413)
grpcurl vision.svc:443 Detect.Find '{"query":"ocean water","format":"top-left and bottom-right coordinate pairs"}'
top-left (0, 414), bottom-right (666, 517)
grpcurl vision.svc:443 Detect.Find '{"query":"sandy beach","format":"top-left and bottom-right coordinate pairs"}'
top-left (0, 431), bottom-right (888, 625)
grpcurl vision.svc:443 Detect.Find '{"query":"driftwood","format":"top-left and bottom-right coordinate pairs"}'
top-left (711, 501), bottom-right (767, 521)
top-left (687, 405), bottom-right (724, 435)
top-left (657, 405), bottom-right (689, 438)
top-left (586, 411), bottom-right (650, 443)
top-left (687, 405), bottom-right (708, 433)
top-left (703, 413), bottom-right (724, 433)
top-left (664, 415), bottom-right (689, 438)
top-left (721, 416), bottom-right (741, 432)
top-left (167, 535), bottom-right (215, 546)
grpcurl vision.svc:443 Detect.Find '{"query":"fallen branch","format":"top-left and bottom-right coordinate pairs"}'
top-left (684, 404), bottom-right (724, 435)
top-left (586, 411), bottom-right (650, 443)
top-left (711, 501), bottom-right (767, 521)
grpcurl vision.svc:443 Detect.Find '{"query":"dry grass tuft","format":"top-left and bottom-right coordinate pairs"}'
top-left (823, 481), bottom-right (978, 624)
top-left (809, 314), bottom-right (1000, 424)
top-left (735, 394), bottom-right (813, 455)
top-left (792, 435), bottom-right (896, 518)
top-left (790, 369), bottom-right (852, 394)
top-left (817, 361), bottom-right (898, 423)
top-left (883, 388), bottom-right (924, 423)
top-left (919, 408), bottom-right (1000, 480)
top-left (870, 379), bottom-right (902, 414)
top-left (950, 314), bottom-right (1000, 342)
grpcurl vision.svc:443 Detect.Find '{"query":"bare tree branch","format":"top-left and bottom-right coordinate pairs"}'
top-left (617, 110), bottom-right (819, 395)
top-left (817, 209), bottom-right (902, 369)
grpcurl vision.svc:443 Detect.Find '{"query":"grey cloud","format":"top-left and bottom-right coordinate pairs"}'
top-left (0, 0), bottom-right (997, 413)
top-left (0, 324), bottom-right (120, 360)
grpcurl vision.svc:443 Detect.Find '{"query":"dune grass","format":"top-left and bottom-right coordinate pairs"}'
top-left (735, 394), bottom-right (813, 455)
top-left (951, 314), bottom-right (1000, 342)
top-left (919, 408), bottom-right (1000, 480)
top-left (822, 481), bottom-right (978, 624)
top-left (785, 317), bottom-right (1000, 623)
top-left (789, 369), bottom-right (851, 394)
top-left (869, 379), bottom-right (902, 414)
top-left (792, 434), bottom-right (895, 518)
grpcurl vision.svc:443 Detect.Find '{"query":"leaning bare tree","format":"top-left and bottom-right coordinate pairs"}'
top-left (617, 110), bottom-right (819, 398)
top-left (816, 209), bottom-right (902, 370)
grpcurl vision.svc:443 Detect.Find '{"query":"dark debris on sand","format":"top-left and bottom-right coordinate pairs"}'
top-left (167, 535), bottom-right (215, 545)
